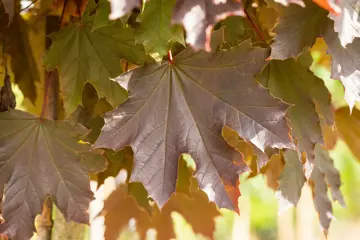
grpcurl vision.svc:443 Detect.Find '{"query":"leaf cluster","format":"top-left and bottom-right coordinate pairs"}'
top-left (0, 0), bottom-right (360, 239)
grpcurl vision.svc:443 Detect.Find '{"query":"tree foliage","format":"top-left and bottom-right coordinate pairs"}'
top-left (0, 0), bottom-right (359, 239)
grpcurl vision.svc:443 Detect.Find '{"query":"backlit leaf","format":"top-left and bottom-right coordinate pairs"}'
top-left (2, 15), bottom-right (39, 103)
top-left (324, 26), bottom-right (360, 110)
top-left (270, 0), bottom-right (328, 59)
top-left (45, 9), bottom-right (150, 114)
top-left (258, 51), bottom-right (333, 164)
top-left (222, 125), bottom-right (269, 176)
top-left (155, 156), bottom-right (220, 240)
top-left (329, 0), bottom-right (360, 46)
top-left (170, 212), bottom-right (209, 240)
top-left (171, 0), bottom-right (244, 50)
top-left (276, 150), bottom-right (306, 212)
top-left (94, 39), bottom-right (293, 210)
top-left (313, 144), bottom-right (345, 206)
top-left (102, 183), bottom-right (152, 240)
top-left (136, 0), bottom-right (185, 61)
top-left (156, 192), bottom-right (219, 240)
top-left (309, 144), bottom-right (344, 234)
top-left (335, 107), bottom-right (360, 162)
top-left (262, 153), bottom-right (285, 190)
top-left (97, 147), bottom-right (133, 186)
top-left (0, 110), bottom-right (94, 240)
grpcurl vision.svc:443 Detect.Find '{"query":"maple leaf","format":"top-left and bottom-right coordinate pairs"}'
top-left (136, 0), bottom-right (185, 61)
top-left (309, 144), bottom-right (345, 234)
top-left (155, 155), bottom-right (220, 239)
top-left (97, 147), bottom-right (133, 186)
top-left (102, 183), bottom-right (152, 239)
top-left (1, 0), bottom-right (14, 25)
top-left (328, 0), bottom-right (359, 46)
top-left (170, 212), bottom-right (209, 240)
top-left (171, 0), bottom-right (244, 51)
top-left (335, 107), bottom-right (360, 162)
top-left (276, 150), bottom-right (306, 212)
top-left (222, 125), bottom-right (269, 175)
top-left (108, 0), bottom-right (141, 20)
top-left (91, 0), bottom-right (112, 31)
top-left (156, 191), bottom-right (219, 240)
top-left (45, 10), bottom-right (151, 114)
top-left (324, 26), bottom-right (360, 111)
top-left (2, 15), bottom-right (39, 103)
top-left (94, 38), bottom-right (293, 210)
top-left (102, 155), bottom-right (219, 240)
top-left (0, 110), bottom-right (95, 240)
top-left (262, 153), bottom-right (285, 190)
top-left (270, 0), bottom-right (328, 59)
top-left (258, 50), bottom-right (333, 163)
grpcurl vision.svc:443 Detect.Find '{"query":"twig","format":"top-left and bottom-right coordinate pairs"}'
top-left (244, 8), bottom-right (266, 42)
top-left (20, 0), bottom-right (39, 12)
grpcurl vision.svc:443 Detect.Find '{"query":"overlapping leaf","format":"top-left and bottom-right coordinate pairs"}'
top-left (1, 0), bottom-right (14, 25)
top-left (275, 150), bottom-right (306, 212)
top-left (171, 0), bottom-right (244, 50)
top-left (136, 0), bottom-right (185, 61)
top-left (309, 144), bottom-right (345, 234)
top-left (324, 27), bottom-right (360, 110)
top-left (0, 110), bottom-right (95, 240)
top-left (1, 15), bottom-right (39, 103)
top-left (102, 182), bottom-right (152, 240)
top-left (335, 107), bottom-right (360, 161)
top-left (45, 6), bottom-right (151, 114)
top-left (222, 126), bottom-right (269, 175)
top-left (329, 0), bottom-right (360, 46)
top-left (262, 153), bottom-right (285, 190)
top-left (94, 38), bottom-right (293, 210)
top-left (270, 0), bottom-right (328, 59)
top-left (51, 0), bottom-right (88, 25)
top-left (258, 51), bottom-right (333, 163)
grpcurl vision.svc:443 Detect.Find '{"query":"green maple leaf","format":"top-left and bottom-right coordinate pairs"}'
top-left (214, 16), bottom-right (258, 48)
top-left (45, 8), bottom-right (151, 114)
top-left (94, 38), bottom-right (293, 210)
top-left (270, 0), bottom-right (328, 59)
top-left (136, 0), bottom-right (185, 61)
top-left (258, 51), bottom-right (333, 163)
top-left (276, 150), bottom-right (306, 212)
top-left (310, 144), bottom-right (345, 234)
top-left (0, 110), bottom-right (98, 240)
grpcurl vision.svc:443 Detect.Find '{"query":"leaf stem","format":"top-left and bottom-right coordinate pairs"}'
top-left (40, 72), bottom-right (51, 119)
top-left (244, 8), bottom-right (266, 42)
top-left (168, 50), bottom-right (173, 63)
